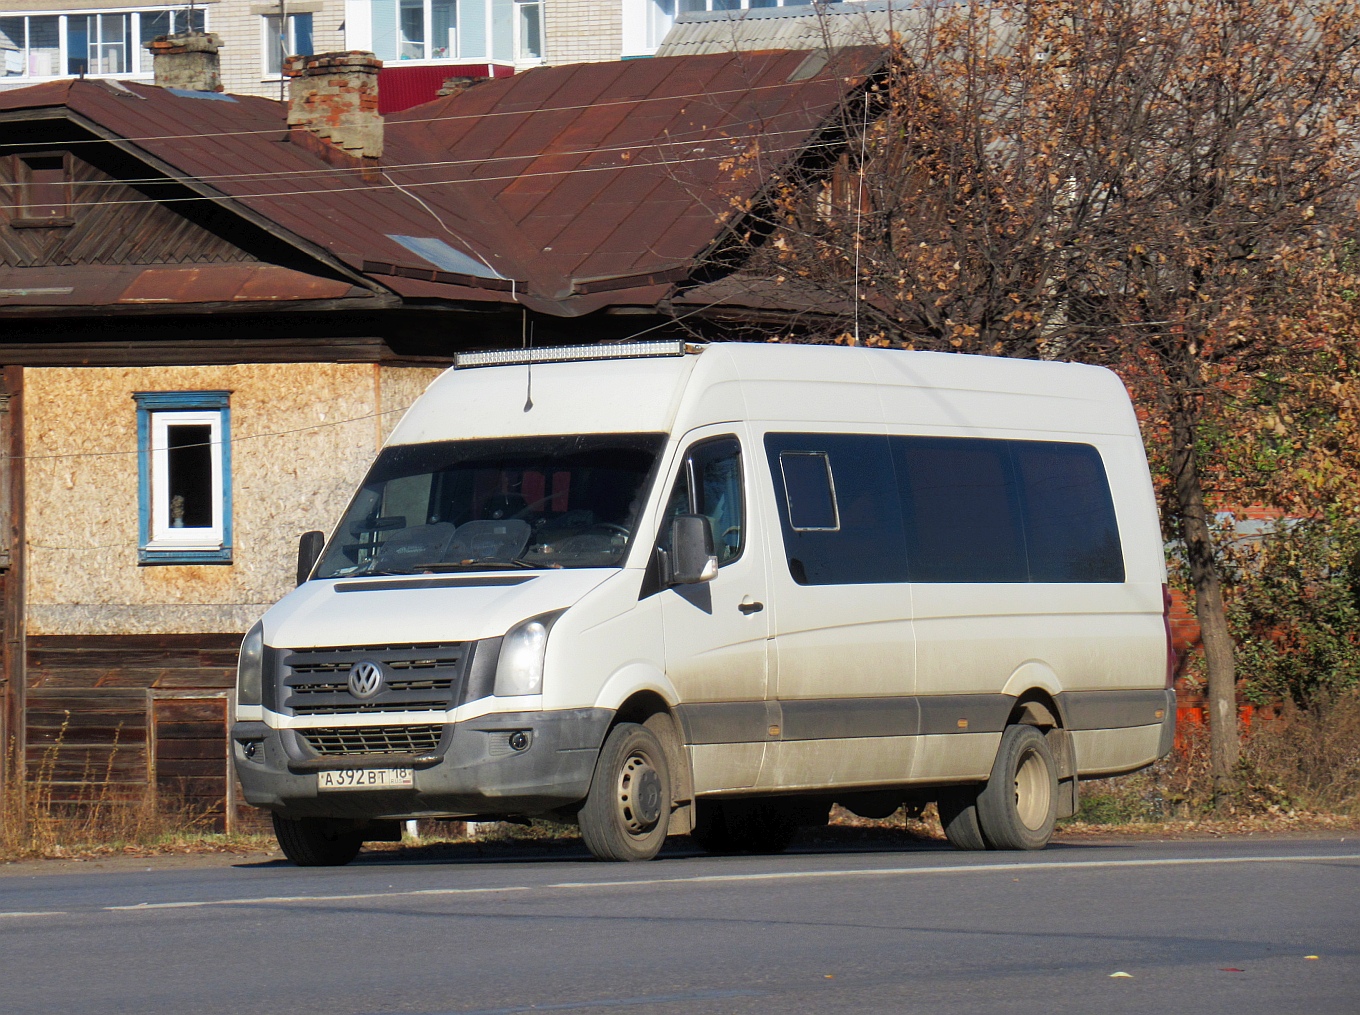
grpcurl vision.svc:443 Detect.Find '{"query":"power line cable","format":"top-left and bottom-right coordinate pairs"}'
top-left (38, 108), bottom-right (823, 191)
top-left (0, 138), bottom-right (840, 214)
top-left (0, 74), bottom-right (864, 151)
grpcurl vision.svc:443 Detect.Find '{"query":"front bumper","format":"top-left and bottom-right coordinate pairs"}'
top-left (232, 708), bottom-right (612, 820)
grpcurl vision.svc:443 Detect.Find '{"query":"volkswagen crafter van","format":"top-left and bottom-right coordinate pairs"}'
top-left (232, 341), bottom-right (1176, 864)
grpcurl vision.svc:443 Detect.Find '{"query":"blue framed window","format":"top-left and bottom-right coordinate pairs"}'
top-left (134, 391), bottom-right (232, 565)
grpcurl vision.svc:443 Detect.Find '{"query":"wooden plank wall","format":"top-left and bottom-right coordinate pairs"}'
top-left (26, 634), bottom-right (240, 692)
top-left (153, 695), bottom-right (229, 828)
top-left (25, 634), bottom-right (249, 832)
top-left (26, 688), bottom-right (150, 806)
top-left (0, 366), bottom-right (22, 800)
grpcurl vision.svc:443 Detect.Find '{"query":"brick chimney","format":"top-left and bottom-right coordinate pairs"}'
top-left (145, 32), bottom-right (223, 92)
top-left (285, 51), bottom-right (383, 166)
top-left (437, 76), bottom-right (481, 98)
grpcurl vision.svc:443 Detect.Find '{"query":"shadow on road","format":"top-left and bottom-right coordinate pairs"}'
top-left (234, 822), bottom-right (1129, 869)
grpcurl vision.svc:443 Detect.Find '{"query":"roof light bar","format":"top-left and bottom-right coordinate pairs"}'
top-left (454, 340), bottom-right (702, 369)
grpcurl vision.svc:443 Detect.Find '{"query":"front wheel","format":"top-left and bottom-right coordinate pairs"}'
top-left (975, 724), bottom-right (1059, 850)
top-left (272, 813), bottom-right (363, 867)
top-left (579, 723), bottom-right (672, 861)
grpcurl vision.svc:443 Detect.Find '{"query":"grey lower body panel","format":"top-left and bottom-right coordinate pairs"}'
top-left (232, 708), bottom-right (612, 820)
top-left (675, 688), bottom-right (1174, 745)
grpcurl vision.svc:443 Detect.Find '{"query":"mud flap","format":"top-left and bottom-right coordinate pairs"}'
top-left (1044, 726), bottom-right (1080, 820)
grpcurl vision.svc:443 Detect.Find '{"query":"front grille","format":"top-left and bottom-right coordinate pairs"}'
top-left (301, 725), bottom-right (443, 756)
top-left (277, 643), bottom-right (468, 717)
top-left (291, 699), bottom-right (448, 716)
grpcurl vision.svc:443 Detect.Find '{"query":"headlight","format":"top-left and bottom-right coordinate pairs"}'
top-left (237, 621), bottom-right (264, 706)
top-left (494, 611), bottom-right (563, 697)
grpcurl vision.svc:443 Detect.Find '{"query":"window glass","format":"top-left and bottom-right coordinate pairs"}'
top-left (780, 452), bottom-right (838, 530)
top-left (263, 15), bottom-right (286, 74)
top-left (67, 17), bottom-right (89, 75)
top-left (399, 0), bottom-right (425, 58)
top-left (657, 437), bottom-right (743, 565)
top-left (293, 13), bottom-right (313, 58)
top-left (1012, 442), bottom-right (1124, 582)
top-left (166, 423), bottom-right (213, 528)
top-left (315, 434), bottom-right (665, 577)
top-left (264, 13), bottom-right (312, 74)
top-left (140, 11), bottom-right (172, 47)
top-left (432, 0), bottom-right (457, 57)
top-left (2, 19), bottom-right (25, 78)
top-left (90, 14), bottom-right (129, 75)
top-left (894, 436), bottom-right (1027, 582)
top-left (516, 0), bottom-right (541, 59)
top-left (692, 438), bottom-right (743, 564)
top-left (766, 433), bottom-right (908, 586)
top-left (28, 17), bottom-right (59, 78)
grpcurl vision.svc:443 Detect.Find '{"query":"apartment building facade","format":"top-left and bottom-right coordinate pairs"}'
top-left (1, 0), bottom-right (827, 99)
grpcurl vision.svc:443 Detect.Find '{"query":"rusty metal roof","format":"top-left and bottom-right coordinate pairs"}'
top-left (0, 264), bottom-right (361, 310)
top-left (0, 49), bottom-right (880, 316)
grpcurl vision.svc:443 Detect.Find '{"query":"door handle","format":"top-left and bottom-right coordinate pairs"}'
top-left (738, 600), bottom-right (764, 615)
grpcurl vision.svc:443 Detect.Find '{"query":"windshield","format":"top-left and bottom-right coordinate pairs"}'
top-left (314, 434), bottom-right (667, 578)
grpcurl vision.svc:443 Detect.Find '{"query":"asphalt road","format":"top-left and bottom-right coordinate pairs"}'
top-left (0, 836), bottom-right (1355, 1015)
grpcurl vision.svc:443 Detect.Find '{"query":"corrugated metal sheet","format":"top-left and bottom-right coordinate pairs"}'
top-left (378, 63), bottom-right (515, 114)
top-left (656, 2), bottom-right (930, 56)
top-left (0, 50), bottom-right (879, 316)
top-left (0, 264), bottom-right (358, 306)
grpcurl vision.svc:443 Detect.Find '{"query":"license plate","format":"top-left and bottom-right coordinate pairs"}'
top-left (317, 767), bottom-right (414, 791)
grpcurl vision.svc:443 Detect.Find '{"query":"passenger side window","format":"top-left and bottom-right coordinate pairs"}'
top-left (894, 437), bottom-right (1027, 583)
top-left (660, 437), bottom-right (744, 566)
top-left (765, 433), bottom-right (908, 585)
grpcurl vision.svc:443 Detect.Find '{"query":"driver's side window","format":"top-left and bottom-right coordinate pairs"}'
top-left (659, 437), bottom-right (744, 566)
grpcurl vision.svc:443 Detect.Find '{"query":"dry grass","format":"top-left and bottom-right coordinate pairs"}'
top-left (0, 729), bottom-right (271, 863)
top-left (1066, 690), bottom-right (1360, 827)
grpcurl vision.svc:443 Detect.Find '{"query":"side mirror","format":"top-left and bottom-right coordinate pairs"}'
top-left (297, 530), bottom-right (325, 586)
top-left (664, 514), bottom-right (718, 585)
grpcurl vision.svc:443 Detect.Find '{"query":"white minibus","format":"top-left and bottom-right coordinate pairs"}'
top-left (232, 341), bottom-right (1175, 864)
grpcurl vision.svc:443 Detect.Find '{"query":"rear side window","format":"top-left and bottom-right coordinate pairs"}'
top-left (894, 437), bottom-right (1027, 582)
top-left (765, 433), bottom-right (908, 585)
top-left (1011, 442), bottom-right (1124, 582)
top-left (765, 432), bottom-right (1124, 586)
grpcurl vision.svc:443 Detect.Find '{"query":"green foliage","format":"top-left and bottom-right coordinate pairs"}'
top-left (1226, 517), bottom-right (1360, 707)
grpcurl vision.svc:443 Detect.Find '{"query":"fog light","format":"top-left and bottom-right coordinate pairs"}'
top-left (242, 740), bottom-right (260, 759)
top-left (508, 731), bottom-right (531, 752)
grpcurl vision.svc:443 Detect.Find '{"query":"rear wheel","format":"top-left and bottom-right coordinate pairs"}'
top-left (272, 813), bottom-right (362, 867)
top-left (937, 789), bottom-right (988, 851)
top-left (975, 724), bottom-right (1058, 850)
top-left (579, 723), bottom-right (672, 861)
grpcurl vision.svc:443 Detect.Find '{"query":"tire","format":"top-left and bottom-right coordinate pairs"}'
top-left (937, 788), bottom-right (989, 851)
top-left (579, 723), bottom-right (672, 861)
top-left (691, 799), bottom-right (798, 855)
top-left (975, 724), bottom-right (1059, 850)
top-left (272, 813), bottom-right (363, 867)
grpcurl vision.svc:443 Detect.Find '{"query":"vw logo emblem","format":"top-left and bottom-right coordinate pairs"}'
top-left (347, 660), bottom-right (384, 699)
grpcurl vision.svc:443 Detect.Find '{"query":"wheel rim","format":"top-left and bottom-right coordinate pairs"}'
top-left (1013, 746), bottom-right (1052, 830)
top-left (615, 749), bottom-right (663, 837)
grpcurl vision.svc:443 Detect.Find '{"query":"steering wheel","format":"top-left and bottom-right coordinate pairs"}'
top-left (593, 523), bottom-right (631, 537)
